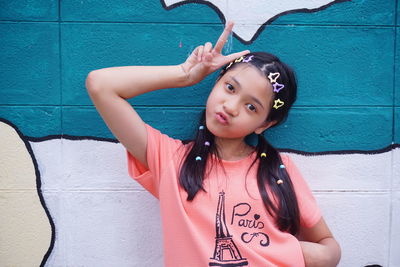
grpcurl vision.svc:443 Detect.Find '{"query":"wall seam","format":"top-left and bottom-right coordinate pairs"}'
top-left (0, 20), bottom-right (397, 28)
top-left (388, 1), bottom-right (398, 266)
top-left (57, 0), bottom-right (68, 265)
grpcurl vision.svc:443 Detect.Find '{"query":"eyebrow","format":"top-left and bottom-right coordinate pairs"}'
top-left (230, 76), bottom-right (265, 110)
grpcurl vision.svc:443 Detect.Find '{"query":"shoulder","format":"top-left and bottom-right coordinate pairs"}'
top-left (279, 152), bottom-right (294, 167)
top-left (278, 152), bottom-right (306, 185)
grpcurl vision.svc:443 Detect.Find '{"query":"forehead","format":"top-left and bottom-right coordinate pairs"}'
top-left (222, 64), bottom-right (273, 97)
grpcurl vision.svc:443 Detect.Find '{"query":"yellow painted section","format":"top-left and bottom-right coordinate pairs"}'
top-left (0, 122), bottom-right (52, 265)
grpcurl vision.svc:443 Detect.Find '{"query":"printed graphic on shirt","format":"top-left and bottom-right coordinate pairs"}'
top-left (209, 192), bottom-right (272, 266)
top-left (231, 203), bottom-right (270, 247)
top-left (209, 191), bottom-right (248, 266)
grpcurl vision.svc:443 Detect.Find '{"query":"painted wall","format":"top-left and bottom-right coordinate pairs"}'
top-left (0, 0), bottom-right (399, 266)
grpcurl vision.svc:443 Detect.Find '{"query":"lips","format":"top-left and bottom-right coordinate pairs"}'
top-left (215, 112), bottom-right (229, 125)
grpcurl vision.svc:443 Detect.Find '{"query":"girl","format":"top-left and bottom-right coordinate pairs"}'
top-left (86, 22), bottom-right (341, 267)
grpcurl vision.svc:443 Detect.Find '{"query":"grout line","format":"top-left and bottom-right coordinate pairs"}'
top-left (0, 20), bottom-right (398, 28)
top-left (58, 0), bottom-right (63, 137)
top-left (0, 104), bottom-right (397, 108)
top-left (388, 1), bottom-right (398, 265)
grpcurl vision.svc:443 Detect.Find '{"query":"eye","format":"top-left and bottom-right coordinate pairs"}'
top-left (246, 103), bottom-right (257, 112)
top-left (226, 83), bottom-right (235, 92)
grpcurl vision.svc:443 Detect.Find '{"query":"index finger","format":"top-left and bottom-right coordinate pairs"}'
top-left (213, 21), bottom-right (234, 54)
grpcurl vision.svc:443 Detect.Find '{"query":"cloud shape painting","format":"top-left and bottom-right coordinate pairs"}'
top-left (162, 0), bottom-right (350, 43)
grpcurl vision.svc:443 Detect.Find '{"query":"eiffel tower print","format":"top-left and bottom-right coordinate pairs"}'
top-left (209, 191), bottom-right (248, 266)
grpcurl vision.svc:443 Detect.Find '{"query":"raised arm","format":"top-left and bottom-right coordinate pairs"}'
top-left (85, 21), bottom-right (249, 169)
top-left (86, 65), bottom-right (188, 169)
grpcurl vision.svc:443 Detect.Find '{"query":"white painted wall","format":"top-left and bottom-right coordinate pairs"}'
top-left (29, 138), bottom-right (399, 267)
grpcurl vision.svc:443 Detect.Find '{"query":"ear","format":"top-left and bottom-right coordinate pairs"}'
top-left (254, 120), bottom-right (277, 135)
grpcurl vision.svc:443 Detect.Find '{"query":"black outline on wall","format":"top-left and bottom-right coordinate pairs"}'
top-left (0, 116), bottom-right (399, 265)
top-left (160, 0), bottom-right (352, 44)
top-left (0, 117), bottom-right (55, 267)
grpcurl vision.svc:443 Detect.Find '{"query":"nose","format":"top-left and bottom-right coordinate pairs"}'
top-left (223, 99), bottom-right (239, 117)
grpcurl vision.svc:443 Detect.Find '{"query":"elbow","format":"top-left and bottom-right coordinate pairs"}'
top-left (326, 238), bottom-right (341, 267)
top-left (85, 70), bottom-right (103, 95)
top-left (335, 240), bottom-right (342, 266)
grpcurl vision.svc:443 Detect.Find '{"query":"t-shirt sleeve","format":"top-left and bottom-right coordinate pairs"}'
top-left (281, 154), bottom-right (322, 228)
top-left (126, 123), bottom-right (183, 199)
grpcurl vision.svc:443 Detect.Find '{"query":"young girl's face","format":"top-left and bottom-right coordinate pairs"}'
top-left (205, 64), bottom-right (275, 140)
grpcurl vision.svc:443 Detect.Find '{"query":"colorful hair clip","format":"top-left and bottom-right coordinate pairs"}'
top-left (226, 61), bottom-right (233, 69)
top-left (273, 83), bottom-right (285, 93)
top-left (195, 156), bottom-right (202, 161)
top-left (273, 99), bottom-right (284, 109)
top-left (268, 72), bottom-right (285, 94)
top-left (234, 56), bottom-right (244, 63)
top-left (243, 55), bottom-right (254, 63)
top-left (260, 152), bottom-right (267, 158)
top-left (225, 56), bottom-right (245, 71)
top-left (268, 72), bottom-right (280, 83)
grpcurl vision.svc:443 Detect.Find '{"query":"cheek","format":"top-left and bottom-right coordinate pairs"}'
top-left (206, 90), bottom-right (220, 107)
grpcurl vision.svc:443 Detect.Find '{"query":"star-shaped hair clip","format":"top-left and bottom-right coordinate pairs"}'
top-left (243, 55), bottom-right (254, 63)
top-left (268, 72), bottom-right (285, 93)
top-left (234, 56), bottom-right (244, 63)
top-left (268, 72), bottom-right (280, 83)
top-left (273, 99), bottom-right (285, 109)
top-left (225, 56), bottom-right (245, 71)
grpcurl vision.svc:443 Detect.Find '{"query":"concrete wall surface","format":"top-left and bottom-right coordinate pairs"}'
top-left (0, 0), bottom-right (399, 266)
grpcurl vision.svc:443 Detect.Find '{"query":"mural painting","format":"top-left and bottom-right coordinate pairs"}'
top-left (0, 0), bottom-right (398, 266)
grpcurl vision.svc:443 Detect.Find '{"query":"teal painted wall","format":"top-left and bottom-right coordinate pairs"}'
top-left (0, 0), bottom-right (398, 152)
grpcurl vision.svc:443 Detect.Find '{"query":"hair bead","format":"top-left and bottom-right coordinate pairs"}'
top-left (277, 179), bottom-right (284, 185)
top-left (195, 156), bottom-right (202, 161)
top-left (199, 125), bottom-right (204, 130)
top-left (204, 141), bottom-right (210, 146)
top-left (260, 152), bottom-right (267, 158)
top-left (279, 164), bottom-right (285, 169)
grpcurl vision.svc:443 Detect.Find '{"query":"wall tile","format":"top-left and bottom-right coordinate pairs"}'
top-left (62, 191), bottom-right (163, 266)
top-left (60, 0), bottom-right (394, 26)
top-left (0, 23), bottom-right (60, 105)
top-left (267, 107), bottom-right (393, 152)
top-left (37, 191), bottom-right (65, 265)
top-left (315, 192), bottom-right (390, 267)
top-left (390, 190), bottom-right (400, 266)
top-left (63, 106), bottom-right (392, 152)
top-left (0, 107), bottom-right (61, 137)
top-left (30, 139), bottom-right (63, 190)
top-left (252, 26), bottom-right (394, 106)
top-left (395, 27), bottom-right (399, 106)
top-left (393, 147), bottom-right (400, 190)
top-left (61, 139), bottom-right (140, 190)
top-left (62, 24), bottom-right (393, 107)
top-left (395, 107), bottom-right (400, 144)
top-left (0, 0), bottom-right (58, 21)
top-left (61, 106), bottom-right (201, 140)
top-left (61, 23), bottom-right (220, 106)
top-left (61, 0), bottom-right (219, 23)
top-left (275, 0), bottom-right (395, 26)
top-left (288, 150), bottom-right (392, 191)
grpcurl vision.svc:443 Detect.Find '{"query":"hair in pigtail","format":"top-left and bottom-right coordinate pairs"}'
top-left (179, 110), bottom-right (217, 200)
top-left (255, 134), bottom-right (300, 235)
top-left (179, 52), bottom-right (301, 235)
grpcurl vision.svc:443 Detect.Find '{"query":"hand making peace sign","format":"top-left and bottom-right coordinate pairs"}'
top-left (180, 21), bottom-right (250, 86)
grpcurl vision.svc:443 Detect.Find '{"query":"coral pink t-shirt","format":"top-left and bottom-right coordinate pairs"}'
top-left (126, 124), bottom-right (321, 267)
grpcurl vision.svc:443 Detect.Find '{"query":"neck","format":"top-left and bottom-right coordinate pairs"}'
top-left (214, 137), bottom-right (254, 161)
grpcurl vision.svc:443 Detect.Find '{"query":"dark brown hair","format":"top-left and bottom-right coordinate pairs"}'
top-left (179, 52), bottom-right (300, 235)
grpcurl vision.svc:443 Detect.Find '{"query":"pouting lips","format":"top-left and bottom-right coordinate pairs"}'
top-left (216, 112), bottom-right (229, 125)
